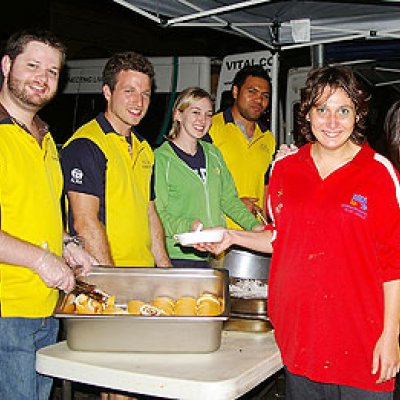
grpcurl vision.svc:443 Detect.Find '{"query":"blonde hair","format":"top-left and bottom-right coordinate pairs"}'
top-left (167, 87), bottom-right (213, 139)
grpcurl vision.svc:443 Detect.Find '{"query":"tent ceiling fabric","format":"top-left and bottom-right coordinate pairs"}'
top-left (114, 0), bottom-right (400, 50)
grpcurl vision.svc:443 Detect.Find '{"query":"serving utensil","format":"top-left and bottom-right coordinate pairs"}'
top-left (73, 278), bottom-right (110, 303)
top-left (255, 209), bottom-right (268, 226)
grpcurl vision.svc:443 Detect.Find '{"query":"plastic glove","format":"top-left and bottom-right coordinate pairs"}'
top-left (63, 242), bottom-right (98, 276)
top-left (33, 251), bottom-right (75, 293)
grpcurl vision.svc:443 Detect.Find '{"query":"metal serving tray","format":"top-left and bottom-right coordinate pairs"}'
top-left (55, 267), bottom-right (230, 353)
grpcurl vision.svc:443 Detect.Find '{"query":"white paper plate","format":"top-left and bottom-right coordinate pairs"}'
top-left (174, 230), bottom-right (225, 246)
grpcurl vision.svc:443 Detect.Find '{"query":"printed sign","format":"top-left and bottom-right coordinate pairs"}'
top-left (215, 50), bottom-right (276, 109)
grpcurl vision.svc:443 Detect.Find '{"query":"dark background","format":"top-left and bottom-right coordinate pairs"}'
top-left (2, 0), bottom-right (264, 58)
top-left (2, 0), bottom-right (279, 145)
top-left (3, 0), bottom-right (400, 152)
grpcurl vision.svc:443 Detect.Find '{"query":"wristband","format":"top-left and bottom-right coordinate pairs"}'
top-left (63, 235), bottom-right (84, 248)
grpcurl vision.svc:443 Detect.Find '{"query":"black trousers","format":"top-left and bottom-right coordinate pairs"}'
top-left (285, 367), bottom-right (393, 400)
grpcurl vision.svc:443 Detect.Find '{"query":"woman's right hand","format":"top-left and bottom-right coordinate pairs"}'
top-left (193, 228), bottom-right (231, 255)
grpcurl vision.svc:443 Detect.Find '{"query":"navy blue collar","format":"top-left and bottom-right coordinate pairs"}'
top-left (95, 112), bottom-right (144, 142)
top-left (222, 107), bottom-right (269, 133)
top-left (0, 102), bottom-right (48, 134)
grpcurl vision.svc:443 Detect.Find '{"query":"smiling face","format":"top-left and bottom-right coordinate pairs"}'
top-left (175, 97), bottom-right (213, 141)
top-left (2, 40), bottom-right (62, 111)
top-left (307, 86), bottom-right (357, 153)
top-left (232, 75), bottom-right (270, 122)
top-left (103, 69), bottom-right (151, 134)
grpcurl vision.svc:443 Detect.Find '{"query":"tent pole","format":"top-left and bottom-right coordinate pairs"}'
top-left (271, 52), bottom-right (280, 144)
top-left (311, 44), bottom-right (324, 68)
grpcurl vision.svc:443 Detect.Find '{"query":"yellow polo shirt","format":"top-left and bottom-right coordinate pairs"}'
top-left (209, 108), bottom-right (276, 229)
top-left (0, 113), bottom-right (63, 317)
top-left (63, 115), bottom-right (154, 266)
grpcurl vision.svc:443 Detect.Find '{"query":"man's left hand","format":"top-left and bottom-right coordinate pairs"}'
top-left (63, 243), bottom-right (98, 276)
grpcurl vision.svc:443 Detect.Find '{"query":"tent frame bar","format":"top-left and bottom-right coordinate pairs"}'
top-left (112, 0), bottom-right (161, 23)
top-left (167, 0), bottom-right (271, 25)
top-left (173, 0), bottom-right (274, 49)
top-left (112, 0), bottom-right (400, 51)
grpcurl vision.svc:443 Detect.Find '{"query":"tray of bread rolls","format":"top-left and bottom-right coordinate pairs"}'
top-left (54, 266), bottom-right (230, 353)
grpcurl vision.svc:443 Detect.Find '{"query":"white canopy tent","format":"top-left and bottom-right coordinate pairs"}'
top-left (111, 0), bottom-right (400, 50)
top-left (110, 0), bottom-right (400, 142)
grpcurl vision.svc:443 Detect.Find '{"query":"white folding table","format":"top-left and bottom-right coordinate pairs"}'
top-left (36, 330), bottom-right (283, 400)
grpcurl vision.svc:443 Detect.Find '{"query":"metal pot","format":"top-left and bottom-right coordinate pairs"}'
top-left (216, 247), bottom-right (271, 280)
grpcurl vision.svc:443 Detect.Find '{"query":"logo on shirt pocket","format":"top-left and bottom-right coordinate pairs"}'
top-left (341, 193), bottom-right (368, 219)
top-left (260, 143), bottom-right (270, 152)
top-left (141, 159), bottom-right (153, 169)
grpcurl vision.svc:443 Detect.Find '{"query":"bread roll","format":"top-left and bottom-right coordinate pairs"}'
top-left (174, 296), bottom-right (197, 316)
top-left (88, 298), bottom-right (103, 314)
top-left (197, 301), bottom-right (221, 316)
top-left (151, 296), bottom-right (175, 316)
top-left (75, 293), bottom-right (89, 314)
top-left (196, 293), bottom-right (219, 305)
top-left (196, 293), bottom-right (222, 316)
top-left (127, 299), bottom-right (145, 315)
top-left (105, 295), bottom-right (115, 309)
top-left (63, 293), bottom-right (76, 314)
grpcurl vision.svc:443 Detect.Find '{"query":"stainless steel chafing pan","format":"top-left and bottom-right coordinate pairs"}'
top-left (55, 266), bottom-right (230, 353)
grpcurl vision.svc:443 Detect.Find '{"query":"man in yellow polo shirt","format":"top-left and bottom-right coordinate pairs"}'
top-left (0, 29), bottom-right (95, 400)
top-left (207, 66), bottom-right (276, 229)
top-left (61, 52), bottom-right (170, 268)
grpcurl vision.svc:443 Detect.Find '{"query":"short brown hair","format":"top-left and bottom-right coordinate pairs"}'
top-left (5, 28), bottom-right (67, 67)
top-left (297, 66), bottom-right (370, 145)
top-left (102, 51), bottom-right (154, 92)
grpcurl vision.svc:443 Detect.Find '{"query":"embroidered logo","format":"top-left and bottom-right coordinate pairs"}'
top-left (213, 166), bottom-right (221, 176)
top-left (71, 168), bottom-right (83, 185)
top-left (341, 193), bottom-right (368, 219)
top-left (141, 159), bottom-right (153, 169)
top-left (260, 143), bottom-right (271, 153)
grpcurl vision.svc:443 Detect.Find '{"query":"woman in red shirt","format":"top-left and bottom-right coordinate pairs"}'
top-left (197, 66), bottom-right (400, 400)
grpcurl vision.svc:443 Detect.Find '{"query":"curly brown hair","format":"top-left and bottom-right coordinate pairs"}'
top-left (102, 51), bottom-right (155, 92)
top-left (383, 100), bottom-right (400, 172)
top-left (297, 66), bottom-right (370, 145)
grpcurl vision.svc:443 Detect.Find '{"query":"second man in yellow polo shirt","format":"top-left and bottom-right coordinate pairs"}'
top-left (61, 52), bottom-right (171, 267)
